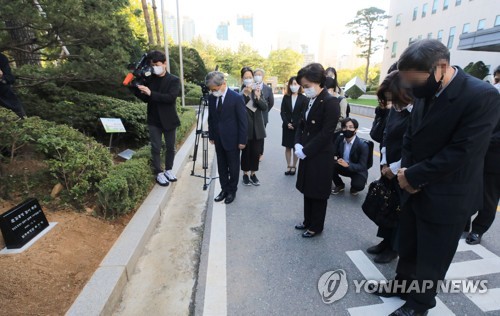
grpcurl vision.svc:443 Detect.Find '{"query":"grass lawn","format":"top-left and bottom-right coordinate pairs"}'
top-left (347, 98), bottom-right (378, 107)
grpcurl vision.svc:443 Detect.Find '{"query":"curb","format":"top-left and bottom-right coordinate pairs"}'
top-left (349, 103), bottom-right (376, 118)
top-left (66, 118), bottom-right (201, 316)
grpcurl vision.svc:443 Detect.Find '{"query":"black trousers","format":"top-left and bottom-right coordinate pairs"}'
top-left (396, 203), bottom-right (466, 312)
top-left (149, 125), bottom-right (176, 174)
top-left (469, 172), bottom-right (500, 234)
top-left (303, 196), bottom-right (328, 233)
top-left (332, 163), bottom-right (366, 191)
top-left (241, 138), bottom-right (264, 172)
top-left (215, 138), bottom-right (241, 194)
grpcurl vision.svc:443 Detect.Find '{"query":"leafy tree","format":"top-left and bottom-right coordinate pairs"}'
top-left (464, 61), bottom-right (489, 80)
top-left (346, 7), bottom-right (390, 83)
top-left (168, 45), bottom-right (208, 83)
top-left (265, 49), bottom-right (303, 84)
top-left (0, 0), bottom-right (143, 97)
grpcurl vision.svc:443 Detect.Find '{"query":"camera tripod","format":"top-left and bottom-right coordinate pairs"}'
top-left (191, 92), bottom-right (217, 190)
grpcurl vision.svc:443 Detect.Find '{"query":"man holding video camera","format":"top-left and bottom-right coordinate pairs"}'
top-left (133, 50), bottom-right (180, 186)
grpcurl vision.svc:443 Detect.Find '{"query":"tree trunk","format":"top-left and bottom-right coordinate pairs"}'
top-left (151, 0), bottom-right (161, 46)
top-left (141, 0), bottom-right (154, 46)
top-left (365, 27), bottom-right (372, 84)
top-left (4, 20), bottom-right (41, 67)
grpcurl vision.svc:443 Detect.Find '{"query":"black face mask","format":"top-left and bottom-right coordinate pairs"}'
top-left (412, 71), bottom-right (444, 99)
top-left (343, 130), bottom-right (355, 139)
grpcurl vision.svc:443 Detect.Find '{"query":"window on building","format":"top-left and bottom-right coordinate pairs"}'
top-left (495, 15), bottom-right (500, 26)
top-left (456, 0), bottom-right (461, 5)
top-left (447, 26), bottom-right (456, 49)
top-left (413, 7), bottom-right (418, 21)
top-left (396, 14), bottom-right (402, 26)
top-left (477, 19), bottom-right (486, 30)
top-left (427, 32), bottom-right (433, 39)
top-left (422, 3), bottom-right (428, 17)
top-left (437, 29), bottom-right (444, 42)
top-left (443, 0), bottom-right (449, 10)
top-left (391, 42), bottom-right (398, 58)
top-left (432, 0), bottom-right (439, 14)
top-left (462, 23), bottom-right (470, 34)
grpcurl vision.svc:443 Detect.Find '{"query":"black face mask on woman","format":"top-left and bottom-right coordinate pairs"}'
top-left (412, 70), bottom-right (444, 99)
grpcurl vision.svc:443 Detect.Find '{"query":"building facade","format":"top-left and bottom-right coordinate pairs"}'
top-left (381, 0), bottom-right (500, 78)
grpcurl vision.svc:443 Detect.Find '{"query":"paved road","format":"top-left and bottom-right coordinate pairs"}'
top-left (195, 95), bottom-right (500, 316)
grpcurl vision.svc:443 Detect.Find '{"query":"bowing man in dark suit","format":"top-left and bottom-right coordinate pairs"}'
top-left (331, 118), bottom-right (369, 196)
top-left (465, 112), bottom-right (500, 245)
top-left (206, 71), bottom-right (248, 204)
top-left (0, 52), bottom-right (26, 119)
top-left (379, 40), bottom-right (500, 316)
top-left (294, 63), bottom-right (340, 238)
top-left (280, 76), bottom-right (308, 175)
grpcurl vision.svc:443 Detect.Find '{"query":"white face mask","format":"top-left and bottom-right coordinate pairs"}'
top-left (290, 85), bottom-right (300, 93)
top-left (254, 75), bottom-right (263, 83)
top-left (153, 65), bottom-right (164, 75)
top-left (212, 89), bottom-right (223, 97)
top-left (303, 87), bottom-right (317, 99)
top-left (243, 78), bottom-right (254, 87)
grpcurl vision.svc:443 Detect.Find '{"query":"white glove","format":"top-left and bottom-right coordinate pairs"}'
top-left (295, 149), bottom-right (306, 160)
top-left (294, 143), bottom-right (304, 151)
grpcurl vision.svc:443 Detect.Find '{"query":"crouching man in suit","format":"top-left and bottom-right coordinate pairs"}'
top-left (206, 71), bottom-right (248, 204)
top-left (331, 118), bottom-right (369, 196)
top-left (379, 39), bottom-right (500, 316)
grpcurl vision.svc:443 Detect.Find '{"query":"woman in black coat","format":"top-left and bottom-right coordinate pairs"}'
top-left (280, 76), bottom-right (307, 176)
top-left (367, 70), bottom-right (413, 263)
top-left (294, 63), bottom-right (340, 238)
top-left (240, 67), bottom-right (268, 186)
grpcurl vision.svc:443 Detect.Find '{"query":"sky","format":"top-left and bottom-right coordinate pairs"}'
top-left (160, 0), bottom-right (390, 62)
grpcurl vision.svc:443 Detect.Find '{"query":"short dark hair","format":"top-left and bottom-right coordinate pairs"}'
top-left (494, 65), bottom-right (500, 77)
top-left (241, 66), bottom-right (253, 78)
top-left (286, 76), bottom-right (303, 95)
top-left (148, 50), bottom-right (166, 63)
top-left (297, 63), bottom-right (326, 88)
top-left (377, 71), bottom-right (413, 110)
top-left (387, 62), bottom-right (398, 74)
top-left (398, 39), bottom-right (450, 72)
top-left (341, 118), bottom-right (359, 129)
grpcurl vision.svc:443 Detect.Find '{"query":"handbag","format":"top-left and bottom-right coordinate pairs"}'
top-left (362, 177), bottom-right (401, 228)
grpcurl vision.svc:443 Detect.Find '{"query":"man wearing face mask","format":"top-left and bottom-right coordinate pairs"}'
top-left (331, 118), bottom-right (369, 196)
top-left (376, 40), bottom-right (500, 316)
top-left (133, 50), bottom-right (181, 187)
top-left (254, 68), bottom-right (274, 160)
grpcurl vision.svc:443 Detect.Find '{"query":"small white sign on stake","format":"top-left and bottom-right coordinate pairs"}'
top-left (100, 118), bottom-right (126, 133)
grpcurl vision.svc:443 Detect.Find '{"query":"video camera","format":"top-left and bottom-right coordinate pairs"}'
top-left (122, 53), bottom-right (153, 87)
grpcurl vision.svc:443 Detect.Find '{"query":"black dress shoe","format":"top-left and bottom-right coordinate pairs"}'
top-left (374, 249), bottom-right (398, 264)
top-left (224, 193), bottom-right (235, 204)
top-left (295, 223), bottom-right (307, 230)
top-left (302, 230), bottom-right (321, 238)
top-left (389, 305), bottom-right (428, 316)
top-left (367, 240), bottom-right (388, 254)
top-left (466, 232), bottom-right (482, 245)
top-left (214, 191), bottom-right (227, 202)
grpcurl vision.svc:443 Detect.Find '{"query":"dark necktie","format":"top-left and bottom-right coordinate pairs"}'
top-left (217, 96), bottom-right (223, 113)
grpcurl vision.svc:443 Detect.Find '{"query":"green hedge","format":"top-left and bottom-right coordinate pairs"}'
top-left (0, 109), bottom-right (112, 202)
top-left (19, 85), bottom-right (149, 147)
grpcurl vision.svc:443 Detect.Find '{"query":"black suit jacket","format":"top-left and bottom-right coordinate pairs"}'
top-left (280, 94), bottom-right (308, 129)
top-left (295, 89), bottom-right (340, 199)
top-left (208, 88), bottom-right (248, 151)
top-left (261, 84), bottom-right (274, 125)
top-left (0, 53), bottom-right (25, 118)
top-left (333, 135), bottom-right (369, 179)
top-left (134, 72), bottom-right (181, 130)
top-left (402, 68), bottom-right (500, 224)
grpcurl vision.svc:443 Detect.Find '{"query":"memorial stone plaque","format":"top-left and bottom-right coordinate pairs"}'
top-left (0, 198), bottom-right (49, 249)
